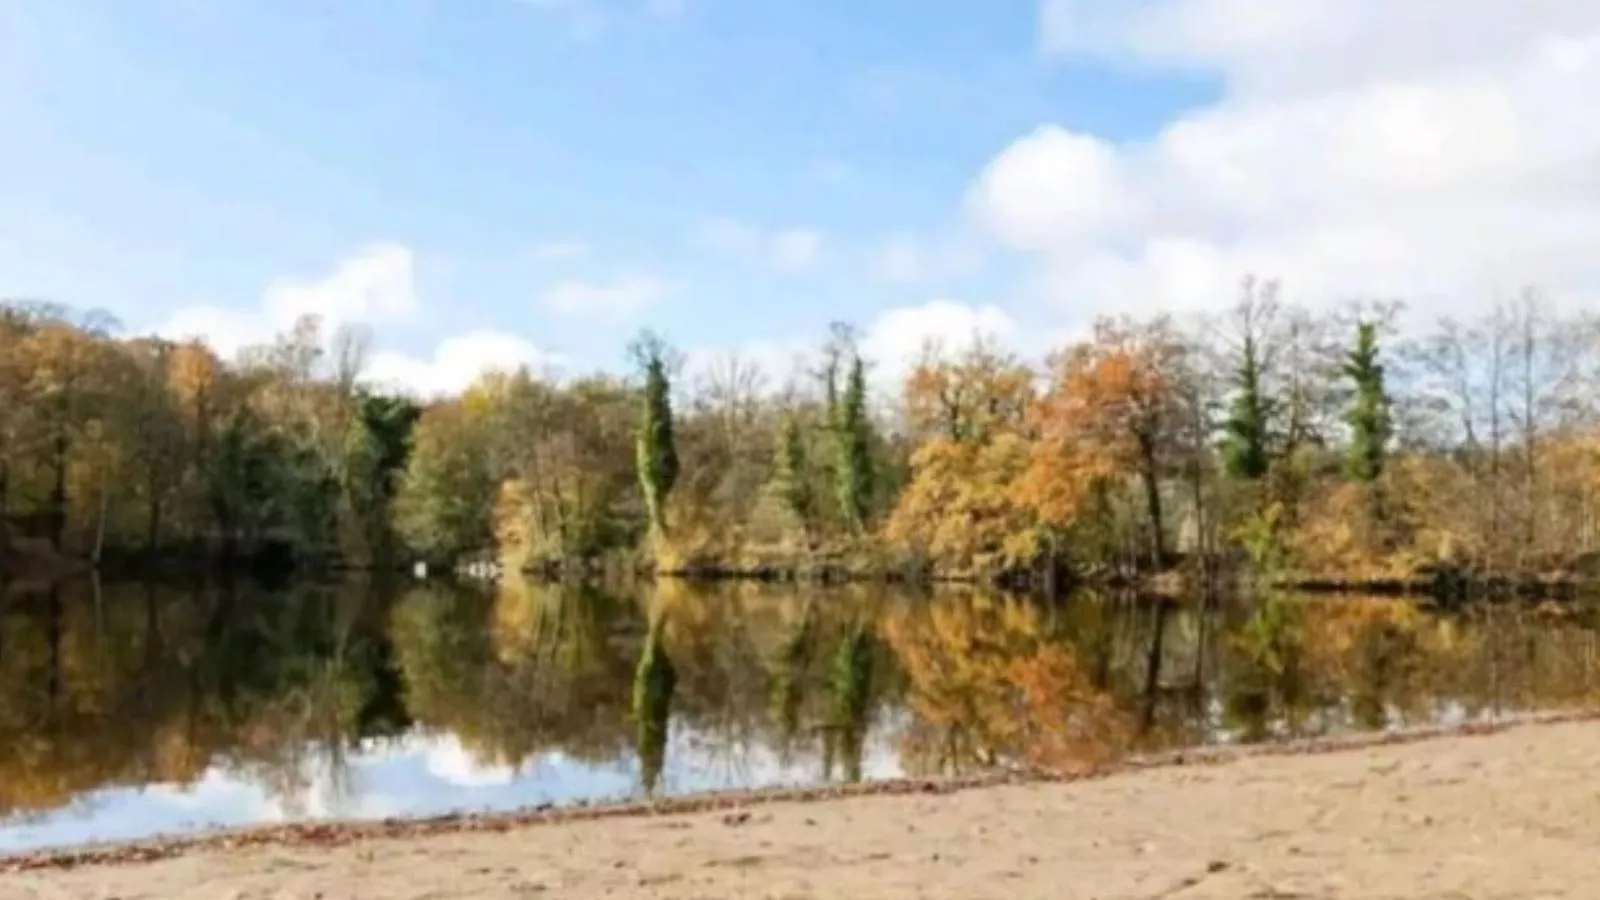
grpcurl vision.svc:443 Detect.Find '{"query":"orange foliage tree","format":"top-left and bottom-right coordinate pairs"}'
top-left (1016, 317), bottom-right (1189, 568)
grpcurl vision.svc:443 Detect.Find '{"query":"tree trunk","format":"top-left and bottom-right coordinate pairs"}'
top-left (47, 582), bottom-right (63, 712)
top-left (1519, 304), bottom-right (1537, 563)
top-left (1139, 601), bottom-right (1170, 734)
top-left (49, 432), bottom-right (69, 551)
top-left (92, 479), bottom-right (110, 566)
top-left (0, 460), bottom-right (9, 559)
top-left (146, 488), bottom-right (163, 555)
top-left (1138, 433), bottom-right (1167, 569)
top-left (1488, 322), bottom-right (1504, 570)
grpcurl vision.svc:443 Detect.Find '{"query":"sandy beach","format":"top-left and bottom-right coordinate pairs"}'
top-left (5, 716), bottom-right (1599, 899)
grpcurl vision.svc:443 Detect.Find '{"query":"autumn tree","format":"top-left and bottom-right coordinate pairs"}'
top-left (394, 399), bottom-right (495, 563)
top-left (1018, 317), bottom-right (1188, 569)
top-left (885, 339), bottom-right (1037, 574)
top-left (165, 340), bottom-right (224, 534)
top-left (15, 309), bottom-right (122, 550)
top-left (901, 337), bottom-right (1032, 444)
top-left (670, 353), bottom-right (777, 559)
top-left (128, 342), bottom-right (181, 542)
top-left (488, 371), bottom-right (641, 568)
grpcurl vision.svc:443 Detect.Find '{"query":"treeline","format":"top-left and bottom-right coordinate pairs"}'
top-left (4, 280), bottom-right (1600, 583)
top-left (0, 305), bottom-right (418, 574)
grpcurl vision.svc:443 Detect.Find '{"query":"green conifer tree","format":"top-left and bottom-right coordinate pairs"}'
top-left (1343, 321), bottom-right (1391, 484)
top-left (770, 412), bottom-right (813, 528)
top-left (1222, 334), bottom-right (1272, 481)
top-left (631, 331), bottom-right (679, 537)
top-left (834, 354), bottom-right (875, 532)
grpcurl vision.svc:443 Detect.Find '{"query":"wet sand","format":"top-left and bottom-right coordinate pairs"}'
top-left (5, 716), bottom-right (1599, 899)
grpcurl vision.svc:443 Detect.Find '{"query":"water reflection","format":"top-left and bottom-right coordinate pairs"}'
top-left (1, 576), bottom-right (1598, 853)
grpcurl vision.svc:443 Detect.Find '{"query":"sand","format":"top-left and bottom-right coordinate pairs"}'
top-left (6, 718), bottom-right (1600, 900)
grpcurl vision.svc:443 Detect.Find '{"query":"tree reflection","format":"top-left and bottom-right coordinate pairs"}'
top-left (388, 579), bottom-right (636, 770)
top-left (3, 576), bottom-right (1600, 834)
top-left (767, 598), bottom-right (815, 765)
top-left (633, 606), bottom-right (676, 796)
top-left (0, 576), bottom-right (396, 821)
top-left (825, 619), bottom-right (876, 783)
top-left (883, 591), bottom-right (1130, 776)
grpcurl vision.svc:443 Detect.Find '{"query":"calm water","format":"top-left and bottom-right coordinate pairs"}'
top-left (2, 576), bottom-right (1599, 853)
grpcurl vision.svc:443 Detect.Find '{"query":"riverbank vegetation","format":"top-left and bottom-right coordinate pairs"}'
top-left (4, 280), bottom-right (1600, 587)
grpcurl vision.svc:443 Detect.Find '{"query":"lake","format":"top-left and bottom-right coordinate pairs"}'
top-left (1, 576), bottom-right (1598, 854)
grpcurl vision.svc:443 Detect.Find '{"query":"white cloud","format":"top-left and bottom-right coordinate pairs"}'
top-left (423, 736), bottom-right (518, 788)
top-left (701, 218), bottom-right (826, 273)
top-left (1038, 0), bottom-right (1600, 97)
top-left (542, 274), bottom-right (674, 321)
top-left (154, 243), bottom-right (565, 398)
top-left (158, 243), bottom-right (418, 360)
top-left (861, 299), bottom-right (1019, 392)
top-left (680, 337), bottom-right (813, 395)
top-left (263, 243), bottom-right (418, 326)
top-left (975, 2), bottom-right (1600, 324)
top-left (969, 127), bottom-right (1131, 252)
top-left (157, 305), bottom-right (267, 362)
top-left (684, 300), bottom-right (1022, 400)
top-left (365, 331), bottom-right (560, 398)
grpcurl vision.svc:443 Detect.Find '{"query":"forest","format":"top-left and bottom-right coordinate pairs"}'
top-left (3, 277), bottom-right (1600, 588)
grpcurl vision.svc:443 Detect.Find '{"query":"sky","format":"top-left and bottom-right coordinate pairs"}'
top-left (0, 725), bottom-right (904, 857)
top-left (2, 1), bottom-right (1598, 396)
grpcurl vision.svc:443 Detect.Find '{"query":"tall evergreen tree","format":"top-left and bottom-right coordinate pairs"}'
top-left (770, 411), bottom-right (813, 529)
top-left (631, 331), bottom-right (680, 537)
top-left (1343, 321), bottom-right (1391, 484)
top-left (1222, 334), bottom-right (1271, 481)
top-left (834, 353), bottom-right (875, 532)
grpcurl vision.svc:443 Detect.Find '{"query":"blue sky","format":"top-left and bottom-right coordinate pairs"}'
top-left (0, 725), bottom-right (905, 854)
top-left (0, 0), bottom-right (1217, 392)
top-left (4, 1), bottom-right (1596, 394)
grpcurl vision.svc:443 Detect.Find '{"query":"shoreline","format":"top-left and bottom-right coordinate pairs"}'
top-left (9, 705), bottom-right (1600, 876)
top-left (14, 544), bottom-right (1600, 604)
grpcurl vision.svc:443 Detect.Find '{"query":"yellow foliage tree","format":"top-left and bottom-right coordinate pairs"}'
top-left (884, 341), bottom-right (1038, 575)
top-left (885, 435), bottom-right (1038, 573)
